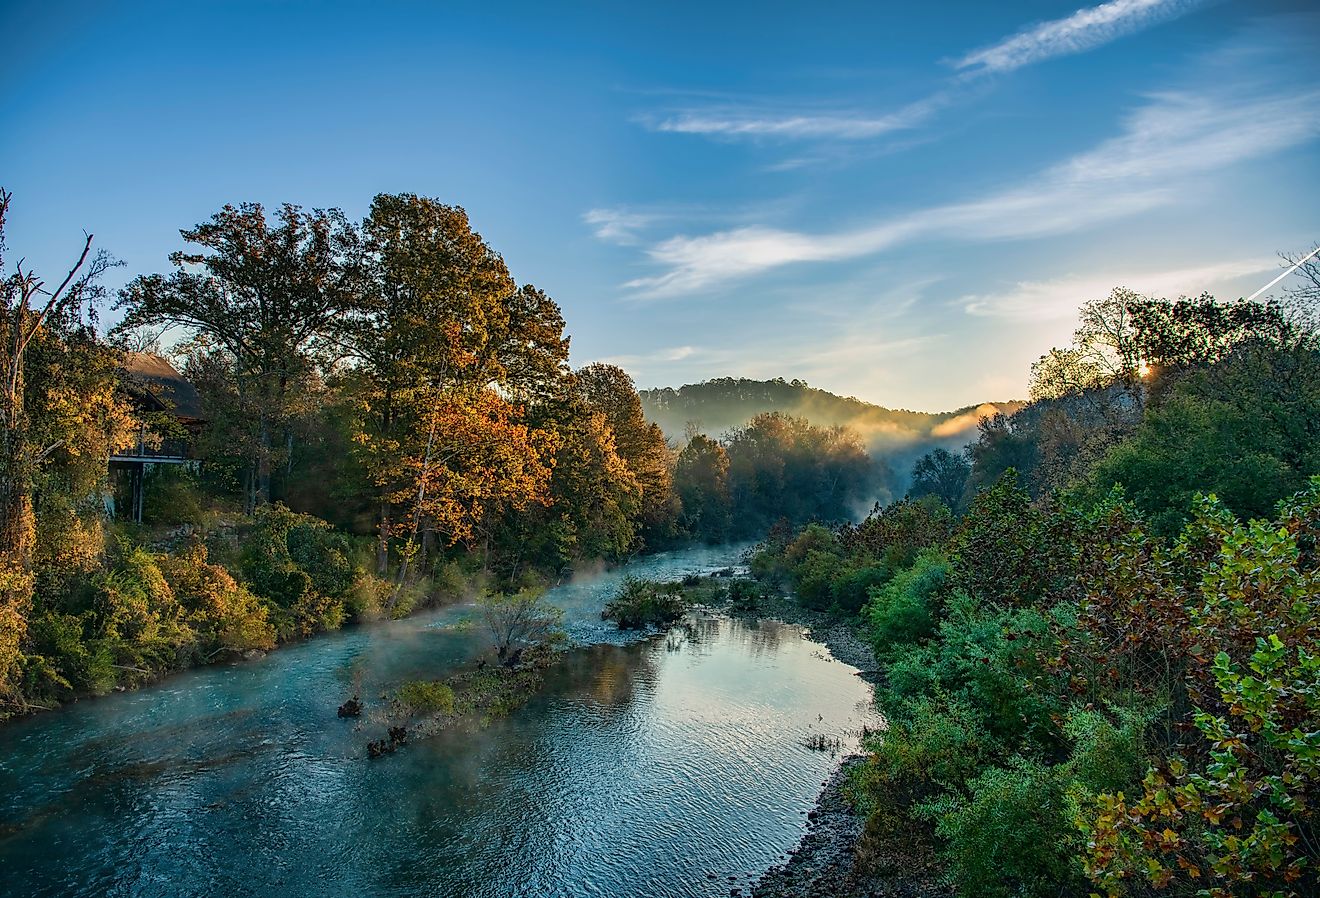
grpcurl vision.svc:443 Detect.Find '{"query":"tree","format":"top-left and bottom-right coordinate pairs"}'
top-left (343, 194), bottom-right (570, 573)
top-left (478, 588), bottom-right (562, 663)
top-left (674, 432), bottom-right (732, 542)
top-left (492, 396), bottom-right (641, 572)
top-left (1028, 288), bottom-right (1143, 409)
top-left (1126, 292), bottom-right (1298, 380)
top-left (575, 363), bottom-right (679, 548)
top-left (966, 413), bottom-right (1037, 494)
top-left (724, 412), bottom-right (875, 535)
top-left (908, 447), bottom-right (970, 509)
top-left (0, 190), bottom-right (129, 703)
top-left (115, 202), bottom-right (357, 509)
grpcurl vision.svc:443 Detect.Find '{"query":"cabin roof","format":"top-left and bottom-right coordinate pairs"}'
top-left (122, 352), bottom-right (205, 421)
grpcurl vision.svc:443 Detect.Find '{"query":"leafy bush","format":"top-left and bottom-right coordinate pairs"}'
top-left (158, 542), bottom-right (275, 656)
top-left (480, 588), bottom-right (563, 660)
top-left (866, 551), bottom-right (947, 657)
top-left (602, 577), bottom-right (689, 629)
top-left (924, 757), bottom-right (1082, 898)
top-left (395, 679), bottom-right (456, 715)
top-left (239, 503), bottom-right (356, 637)
top-left (1082, 483), bottom-right (1320, 897)
top-left (25, 612), bottom-right (116, 697)
top-left (830, 563), bottom-right (889, 613)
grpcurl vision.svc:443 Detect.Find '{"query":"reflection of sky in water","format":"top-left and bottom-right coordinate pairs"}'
top-left (0, 545), bottom-right (878, 897)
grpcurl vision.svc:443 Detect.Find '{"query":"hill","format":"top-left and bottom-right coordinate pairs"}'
top-left (640, 377), bottom-right (1024, 493)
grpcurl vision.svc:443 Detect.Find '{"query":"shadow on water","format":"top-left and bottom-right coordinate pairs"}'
top-left (0, 544), bottom-right (879, 898)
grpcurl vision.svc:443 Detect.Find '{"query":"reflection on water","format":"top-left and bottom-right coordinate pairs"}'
top-left (0, 546), bottom-right (878, 897)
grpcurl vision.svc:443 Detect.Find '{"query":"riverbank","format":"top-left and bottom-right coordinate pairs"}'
top-left (750, 758), bottom-right (950, 898)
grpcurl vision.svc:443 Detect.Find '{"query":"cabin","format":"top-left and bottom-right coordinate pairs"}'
top-left (108, 352), bottom-right (206, 522)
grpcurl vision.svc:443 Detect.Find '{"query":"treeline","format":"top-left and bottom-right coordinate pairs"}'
top-left (641, 377), bottom-right (1022, 499)
top-left (0, 190), bottom-right (878, 714)
top-left (754, 280), bottom-right (1320, 897)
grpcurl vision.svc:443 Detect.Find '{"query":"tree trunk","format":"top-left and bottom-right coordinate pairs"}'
top-left (257, 414), bottom-right (271, 506)
top-left (377, 496), bottom-right (391, 576)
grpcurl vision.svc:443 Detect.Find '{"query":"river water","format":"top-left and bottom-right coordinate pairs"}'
top-left (0, 545), bottom-right (878, 897)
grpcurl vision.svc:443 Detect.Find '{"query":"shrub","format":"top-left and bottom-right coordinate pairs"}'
top-left (25, 612), bottom-right (116, 697)
top-left (239, 504), bottom-right (353, 637)
top-left (1082, 482), bottom-right (1320, 897)
top-left (924, 757), bottom-right (1083, 898)
top-left (1063, 702), bottom-right (1154, 797)
top-left (158, 542), bottom-right (275, 656)
top-left (866, 551), bottom-right (948, 657)
top-left (481, 588), bottom-right (563, 660)
top-left (791, 549), bottom-right (842, 610)
top-left (602, 577), bottom-right (689, 629)
top-left (395, 680), bottom-right (456, 715)
top-left (830, 563), bottom-right (889, 614)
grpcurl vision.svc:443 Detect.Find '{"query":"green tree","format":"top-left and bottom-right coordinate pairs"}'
top-left (908, 447), bottom-right (970, 509)
top-left (674, 432), bottom-right (732, 542)
top-left (724, 412), bottom-right (875, 536)
top-left (115, 202), bottom-right (357, 510)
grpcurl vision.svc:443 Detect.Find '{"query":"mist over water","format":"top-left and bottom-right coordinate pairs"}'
top-left (0, 545), bottom-right (878, 898)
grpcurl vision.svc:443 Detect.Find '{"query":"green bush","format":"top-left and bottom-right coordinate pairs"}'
top-left (26, 612), bottom-right (116, 696)
top-left (602, 577), bottom-right (689, 629)
top-left (395, 679), bottom-right (456, 715)
top-left (158, 542), bottom-right (275, 655)
top-left (1063, 703), bottom-right (1154, 797)
top-left (866, 551), bottom-right (947, 657)
top-left (792, 548), bottom-right (841, 610)
top-left (830, 563), bottom-right (889, 613)
top-left (239, 504), bottom-right (355, 637)
top-left (924, 757), bottom-right (1082, 898)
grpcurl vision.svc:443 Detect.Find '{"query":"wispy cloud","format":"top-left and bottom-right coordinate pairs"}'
top-left (623, 85), bottom-right (1320, 297)
top-left (960, 257), bottom-right (1279, 320)
top-left (638, 1), bottom-right (1207, 148)
top-left (954, 0), bottom-right (1209, 74)
top-left (645, 96), bottom-right (941, 141)
top-left (583, 208), bottom-right (659, 245)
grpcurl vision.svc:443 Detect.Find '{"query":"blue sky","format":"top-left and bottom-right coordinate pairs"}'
top-left (3, 0), bottom-right (1317, 410)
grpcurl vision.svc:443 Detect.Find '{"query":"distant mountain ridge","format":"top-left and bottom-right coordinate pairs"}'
top-left (640, 377), bottom-right (1024, 459)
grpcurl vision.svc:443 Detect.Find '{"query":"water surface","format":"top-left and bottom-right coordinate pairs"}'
top-left (0, 546), bottom-right (877, 897)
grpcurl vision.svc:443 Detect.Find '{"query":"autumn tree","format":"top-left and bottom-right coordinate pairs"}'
top-left (115, 202), bottom-right (357, 510)
top-left (575, 363), bottom-right (679, 548)
top-left (490, 387), bottom-right (642, 574)
top-left (341, 194), bottom-right (567, 579)
top-left (0, 190), bottom-right (132, 704)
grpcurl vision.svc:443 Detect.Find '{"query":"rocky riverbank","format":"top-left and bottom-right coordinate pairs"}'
top-left (749, 758), bottom-right (950, 898)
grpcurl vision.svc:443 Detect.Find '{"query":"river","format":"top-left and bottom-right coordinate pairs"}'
top-left (0, 544), bottom-right (878, 897)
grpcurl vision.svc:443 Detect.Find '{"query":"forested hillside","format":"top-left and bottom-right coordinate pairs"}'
top-left (640, 378), bottom-right (1021, 497)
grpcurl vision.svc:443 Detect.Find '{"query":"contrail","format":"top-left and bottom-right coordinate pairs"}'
top-left (1245, 244), bottom-right (1320, 303)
